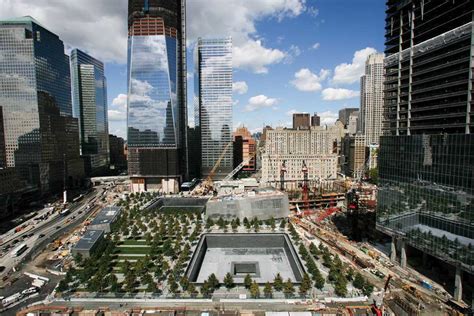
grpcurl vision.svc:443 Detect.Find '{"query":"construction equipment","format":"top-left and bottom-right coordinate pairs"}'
top-left (403, 284), bottom-right (422, 299)
top-left (193, 142), bottom-right (232, 195)
top-left (223, 151), bottom-right (256, 181)
top-left (316, 207), bottom-right (340, 222)
top-left (280, 160), bottom-right (287, 191)
top-left (301, 160), bottom-right (310, 210)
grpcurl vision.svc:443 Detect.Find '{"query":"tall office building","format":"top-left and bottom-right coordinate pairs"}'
top-left (71, 49), bottom-right (109, 175)
top-left (378, 0), bottom-right (473, 301)
top-left (127, 0), bottom-right (187, 193)
top-left (311, 113), bottom-right (321, 127)
top-left (338, 108), bottom-right (359, 127)
top-left (0, 16), bottom-right (84, 195)
top-left (109, 134), bottom-right (127, 171)
top-left (233, 126), bottom-right (256, 172)
top-left (195, 38), bottom-right (233, 179)
top-left (360, 53), bottom-right (384, 145)
top-left (292, 113), bottom-right (310, 130)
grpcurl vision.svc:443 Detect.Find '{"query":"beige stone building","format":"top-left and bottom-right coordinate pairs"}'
top-left (261, 122), bottom-right (345, 189)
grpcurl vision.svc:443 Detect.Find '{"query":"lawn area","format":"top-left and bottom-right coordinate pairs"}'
top-left (116, 246), bottom-right (151, 255)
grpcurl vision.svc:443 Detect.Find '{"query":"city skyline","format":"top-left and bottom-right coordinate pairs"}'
top-left (0, 1), bottom-right (386, 139)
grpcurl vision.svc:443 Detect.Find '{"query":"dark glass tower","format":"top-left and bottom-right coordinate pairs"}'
top-left (127, 0), bottom-right (187, 192)
top-left (71, 49), bottom-right (110, 175)
top-left (378, 1), bottom-right (473, 302)
top-left (0, 16), bottom-right (84, 195)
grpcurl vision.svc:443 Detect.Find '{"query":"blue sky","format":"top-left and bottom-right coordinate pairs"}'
top-left (2, 0), bottom-right (386, 139)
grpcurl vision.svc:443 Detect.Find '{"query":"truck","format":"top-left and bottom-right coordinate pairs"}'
top-left (12, 243), bottom-right (28, 257)
top-left (60, 208), bottom-right (70, 216)
top-left (1, 292), bottom-right (22, 306)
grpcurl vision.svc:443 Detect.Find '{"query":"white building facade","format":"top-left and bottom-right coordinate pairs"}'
top-left (261, 123), bottom-right (345, 189)
top-left (360, 53), bottom-right (384, 145)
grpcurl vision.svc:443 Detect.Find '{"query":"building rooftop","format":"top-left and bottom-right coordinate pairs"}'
top-left (90, 205), bottom-right (122, 226)
top-left (73, 230), bottom-right (104, 251)
top-left (0, 16), bottom-right (46, 28)
top-left (210, 187), bottom-right (284, 202)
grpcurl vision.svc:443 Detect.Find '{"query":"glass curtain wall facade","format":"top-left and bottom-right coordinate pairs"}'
top-left (0, 17), bottom-right (84, 195)
top-left (127, 0), bottom-right (187, 192)
top-left (71, 49), bottom-right (109, 175)
top-left (378, 1), bottom-right (474, 275)
top-left (195, 38), bottom-right (233, 179)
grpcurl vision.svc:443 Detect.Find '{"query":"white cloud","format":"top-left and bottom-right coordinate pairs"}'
top-left (112, 93), bottom-right (127, 110)
top-left (244, 95), bottom-right (279, 112)
top-left (286, 109), bottom-right (298, 116)
top-left (332, 47), bottom-right (377, 84)
top-left (233, 39), bottom-right (286, 74)
top-left (187, 0), bottom-right (308, 73)
top-left (310, 42), bottom-right (320, 50)
top-left (322, 88), bottom-right (360, 101)
top-left (108, 110), bottom-right (126, 121)
top-left (108, 93), bottom-right (127, 123)
top-left (0, 0), bottom-right (128, 64)
top-left (318, 111), bottom-right (338, 126)
top-left (290, 68), bottom-right (330, 92)
top-left (284, 44), bottom-right (302, 64)
top-left (232, 81), bottom-right (248, 95)
top-left (1, 0), bottom-right (310, 72)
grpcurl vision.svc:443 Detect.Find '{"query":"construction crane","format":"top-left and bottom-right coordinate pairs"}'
top-left (301, 160), bottom-right (310, 210)
top-left (222, 151), bottom-right (256, 181)
top-left (279, 160), bottom-right (287, 191)
top-left (193, 141), bottom-right (232, 195)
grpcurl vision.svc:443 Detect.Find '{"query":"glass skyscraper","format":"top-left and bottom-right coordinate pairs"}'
top-left (378, 0), bottom-right (473, 301)
top-left (71, 49), bottom-right (110, 175)
top-left (127, 0), bottom-right (187, 192)
top-left (195, 38), bottom-right (233, 179)
top-left (0, 16), bottom-right (84, 194)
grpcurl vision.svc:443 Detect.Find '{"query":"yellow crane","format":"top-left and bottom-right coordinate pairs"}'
top-left (193, 141), bottom-right (233, 195)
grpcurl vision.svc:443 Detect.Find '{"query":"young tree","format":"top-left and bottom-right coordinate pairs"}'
top-left (108, 274), bottom-right (119, 292)
top-left (224, 272), bottom-right (234, 289)
top-left (314, 273), bottom-right (325, 290)
top-left (283, 279), bottom-right (294, 298)
top-left (250, 281), bottom-right (260, 298)
top-left (244, 274), bottom-right (253, 289)
top-left (334, 276), bottom-right (348, 297)
top-left (346, 267), bottom-right (354, 281)
top-left (273, 273), bottom-right (283, 291)
top-left (253, 220), bottom-right (260, 232)
top-left (207, 273), bottom-right (220, 290)
top-left (217, 217), bottom-right (225, 229)
top-left (73, 253), bottom-right (83, 266)
top-left (205, 218), bottom-right (214, 229)
top-left (57, 279), bottom-right (69, 293)
top-left (200, 281), bottom-right (212, 297)
top-left (187, 283), bottom-right (197, 297)
top-left (124, 272), bottom-right (136, 293)
top-left (147, 281), bottom-right (157, 293)
top-left (353, 272), bottom-right (365, 289)
top-left (279, 219), bottom-right (286, 229)
top-left (270, 218), bottom-right (276, 231)
top-left (168, 275), bottom-right (179, 294)
top-left (299, 273), bottom-right (312, 296)
top-left (121, 260), bottom-right (131, 275)
top-left (180, 276), bottom-right (190, 292)
top-left (362, 283), bottom-right (374, 297)
top-left (263, 282), bottom-right (273, 298)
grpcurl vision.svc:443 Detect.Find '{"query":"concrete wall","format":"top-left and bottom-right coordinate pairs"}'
top-left (205, 194), bottom-right (289, 220)
top-left (185, 233), bottom-right (305, 284)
